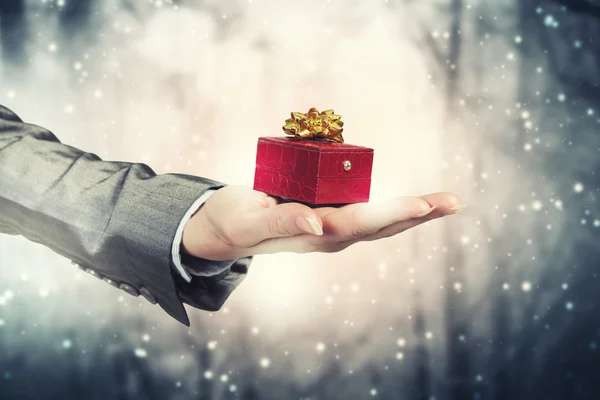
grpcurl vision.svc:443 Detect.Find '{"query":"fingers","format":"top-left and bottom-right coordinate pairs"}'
top-left (344, 206), bottom-right (441, 244)
top-left (249, 192), bottom-right (464, 255)
top-left (321, 197), bottom-right (434, 241)
top-left (245, 202), bottom-right (324, 241)
top-left (417, 192), bottom-right (464, 214)
top-left (342, 192), bottom-right (464, 244)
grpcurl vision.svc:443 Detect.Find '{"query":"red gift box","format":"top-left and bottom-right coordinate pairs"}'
top-left (253, 137), bottom-right (374, 205)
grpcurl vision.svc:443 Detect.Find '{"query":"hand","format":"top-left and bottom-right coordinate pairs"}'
top-left (181, 186), bottom-right (464, 260)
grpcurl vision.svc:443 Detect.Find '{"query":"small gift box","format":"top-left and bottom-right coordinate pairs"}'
top-left (253, 108), bottom-right (374, 205)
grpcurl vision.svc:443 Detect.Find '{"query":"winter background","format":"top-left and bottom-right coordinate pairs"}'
top-left (1, 0), bottom-right (599, 399)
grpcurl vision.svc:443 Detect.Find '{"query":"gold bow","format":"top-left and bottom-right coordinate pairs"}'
top-left (282, 107), bottom-right (344, 143)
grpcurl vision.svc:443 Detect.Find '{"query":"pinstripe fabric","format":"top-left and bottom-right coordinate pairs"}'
top-left (0, 105), bottom-right (251, 326)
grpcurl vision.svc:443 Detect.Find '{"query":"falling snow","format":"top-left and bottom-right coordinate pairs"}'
top-left (0, 0), bottom-right (598, 399)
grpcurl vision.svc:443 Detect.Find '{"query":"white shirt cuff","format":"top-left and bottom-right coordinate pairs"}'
top-left (171, 189), bottom-right (216, 283)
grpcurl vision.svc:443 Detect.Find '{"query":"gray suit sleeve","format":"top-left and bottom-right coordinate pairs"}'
top-left (0, 105), bottom-right (251, 326)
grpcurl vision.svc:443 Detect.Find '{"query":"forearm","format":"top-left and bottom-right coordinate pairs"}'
top-left (0, 106), bottom-right (222, 264)
top-left (0, 104), bottom-right (244, 325)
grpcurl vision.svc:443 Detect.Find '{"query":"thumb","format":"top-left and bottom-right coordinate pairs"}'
top-left (250, 203), bottom-right (324, 240)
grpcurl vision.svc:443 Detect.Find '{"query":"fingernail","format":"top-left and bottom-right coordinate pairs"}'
top-left (416, 206), bottom-right (437, 218)
top-left (297, 216), bottom-right (323, 236)
top-left (450, 204), bottom-right (466, 213)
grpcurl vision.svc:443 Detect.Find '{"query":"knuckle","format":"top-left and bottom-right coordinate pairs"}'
top-left (349, 209), bottom-right (369, 238)
top-left (269, 214), bottom-right (289, 236)
top-left (297, 238), bottom-right (340, 254)
top-left (291, 237), bottom-right (316, 254)
top-left (298, 241), bottom-right (318, 254)
top-left (321, 242), bottom-right (348, 253)
top-left (377, 226), bottom-right (398, 239)
top-left (351, 226), bottom-right (370, 238)
top-left (220, 221), bottom-right (239, 244)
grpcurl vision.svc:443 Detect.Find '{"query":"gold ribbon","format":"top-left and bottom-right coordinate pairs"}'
top-left (282, 107), bottom-right (344, 143)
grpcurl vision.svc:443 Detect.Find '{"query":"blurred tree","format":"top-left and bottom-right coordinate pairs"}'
top-left (406, 0), bottom-right (473, 395)
top-left (439, 1), bottom-right (473, 398)
top-left (412, 291), bottom-right (433, 400)
top-left (0, 0), bottom-right (26, 65)
top-left (554, 0), bottom-right (600, 18)
top-left (58, 0), bottom-right (93, 35)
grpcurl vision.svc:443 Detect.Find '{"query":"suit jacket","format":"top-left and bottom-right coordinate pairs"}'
top-left (0, 105), bottom-right (251, 326)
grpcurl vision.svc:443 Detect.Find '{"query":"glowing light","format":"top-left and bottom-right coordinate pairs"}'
top-left (259, 357), bottom-right (271, 368)
top-left (134, 348), bottom-right (148, 358)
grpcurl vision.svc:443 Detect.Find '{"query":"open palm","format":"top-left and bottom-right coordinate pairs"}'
top-left (181, 185), bottom-right (464, 261)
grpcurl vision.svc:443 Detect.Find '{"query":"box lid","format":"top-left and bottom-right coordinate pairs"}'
top-left (255, 136), bottom-right (374, 179)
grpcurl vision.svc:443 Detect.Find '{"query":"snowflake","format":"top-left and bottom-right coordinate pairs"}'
top-left (316, 342), bottom-right (326, 353)
top-left (134, 348), bottom-right (147, 358)
top-left (259, 357), bottom-right (270, 368)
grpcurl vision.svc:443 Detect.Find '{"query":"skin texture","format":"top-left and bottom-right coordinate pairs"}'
top-left (181, 186), bottom-right (464, 261)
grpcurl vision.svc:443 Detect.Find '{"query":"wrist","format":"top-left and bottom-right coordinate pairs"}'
top-left (182, 205), bottom-right (210, 256)
top-left (182, 203), bottom-right (236, 261)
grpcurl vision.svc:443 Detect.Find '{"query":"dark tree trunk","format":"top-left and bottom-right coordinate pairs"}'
top-left (0, 0), bottom-right (26, 65)
top-left (412, 292), bottom-right (432, 400)
top-left (442, 0), bottom-right (471, 398)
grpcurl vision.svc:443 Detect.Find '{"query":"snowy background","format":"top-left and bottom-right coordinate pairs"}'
top-left (1, 0), bottom-right (599, 399)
